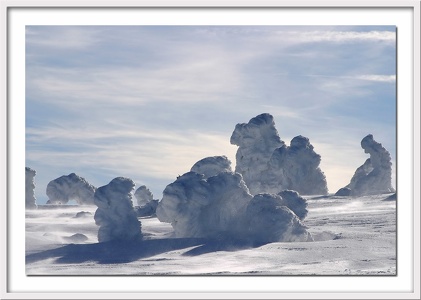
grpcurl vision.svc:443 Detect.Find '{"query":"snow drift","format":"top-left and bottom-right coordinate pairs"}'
top-left (46, 173), bottom-right (96, 205)
top-left (25, 167), bottom-right (37, 209)
top-left (156, 159), bottom-right (312, 243)
top-left (230, 113), bottom-right (328, 195)
top-left (94, 177), bottom-right (142, 243)
top-left (336, 134), bottom-right (395, 196)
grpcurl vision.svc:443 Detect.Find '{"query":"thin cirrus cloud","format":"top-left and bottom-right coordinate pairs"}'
top-left (25, 26), bottom-right (396, 203)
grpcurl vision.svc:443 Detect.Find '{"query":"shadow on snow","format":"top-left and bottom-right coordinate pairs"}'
top-left (26, 237), bottom-right (261, 265)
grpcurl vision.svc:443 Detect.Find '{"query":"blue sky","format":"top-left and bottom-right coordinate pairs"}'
top-left (26, 26), bottom-right (396, 204)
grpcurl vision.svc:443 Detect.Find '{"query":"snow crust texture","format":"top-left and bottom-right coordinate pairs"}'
top-left (231, 113), bottom-right (328, 195)
top-left (338, 134), bottom-right (395, 196)
top-left (46, 173), bottom-right (96, 205)
top-left (156, 158), bottom-right (312, 243)
top-left (94, 177), bottom-right (142, 243)
top-left (25, 167), bottom-right (37, 209)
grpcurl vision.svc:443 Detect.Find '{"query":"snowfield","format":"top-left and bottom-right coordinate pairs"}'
top-left (25, 193), bottom-right (396, 275)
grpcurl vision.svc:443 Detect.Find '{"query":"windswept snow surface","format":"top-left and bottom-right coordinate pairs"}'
top-left (46, 173), bottom-right (96, 205)
top-left (230, 113), bottom-right (328, 195)
top-left (25, 167), bottom-right (37, 209)
top-left (337, 134), bottom-right (395, 196)
top-left (94, 177), bottom-right (142, 243)
top-left (25, 193), bottom-right (396, 275)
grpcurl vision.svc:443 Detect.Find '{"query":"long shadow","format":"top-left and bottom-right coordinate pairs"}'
top-left (182, 237), bottom-right (266, 256)
top-left (26, 238), bottom-right (207, 265)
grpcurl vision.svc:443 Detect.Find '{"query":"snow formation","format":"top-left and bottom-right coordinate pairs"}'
top-left (134, 185), bottom-right (154, 207)
top-left (94, 177), bottom-right (142, 243)
top-left (46, 173), bottom-right (96, 205)
top-left (230, 113), bottom-right (284, 195)
top-left (246, 194), bottom-right (312, 243)
top-left (230, 113), bottom-right (328, 195)
top-left (337, 134), bottom-right (395, 196)
top-left (265, 135), bottom-right (328, 195)
top-left (156, 171), bottom-right (251, 238)
top-left (134, 185), bottom-right (158, 217)
top-left (156, 163), bottom-right (312, 243)
top-left (190, 155), bottom-right (233, 179)
top-left (25, 167), bottom-right (37, 209)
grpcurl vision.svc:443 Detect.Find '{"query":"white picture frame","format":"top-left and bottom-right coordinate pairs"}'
top-left (1, 1), bottom-right (420, 299)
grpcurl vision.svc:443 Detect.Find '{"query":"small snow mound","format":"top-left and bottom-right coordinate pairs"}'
top-left (64, 233), bottom-right (88, 243)
top-left (312, 231), bottom-right (342, 241)
top-left (74, 211), bottom-right (92, 218)
top-left (190, 155), bottom-right (232, 179)
top-left (384, 193), bottom-right (397, 201)
top-left (94, 177), bottom-right (142, 243)
top-left (335, 187), bottom-right (352, 196)
top-left (46, 173), bottom-right (96, 205)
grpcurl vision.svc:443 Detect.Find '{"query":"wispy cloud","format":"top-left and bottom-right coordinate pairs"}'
top-left (25, 26), bottom-right (396, 202)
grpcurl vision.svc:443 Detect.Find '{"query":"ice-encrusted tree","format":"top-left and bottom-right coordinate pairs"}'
top-left (134, 185), bottom-right (159, 217)
top-left (156, 155), bottom-right (312, 243)
top-left (46, 173), bottom-right (96, 205)
top-left (337, 134), bottom-right (395, 196)
top-left (264, 135), bottom-right (328, 195)
top-left (230, 113), bottom-right (328, 195)
top-left (245, 194), bottom-right (312, 243)
top-left (25, 167), bottom-right (37, 209)
top-left (94, 177), bottom-right (142, 243)
top-left (230, 113), bottom-right (284, 194)
top-left (134, 185), bottom-right (154, 207)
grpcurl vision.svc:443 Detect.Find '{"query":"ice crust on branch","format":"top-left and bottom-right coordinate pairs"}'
top-left (190, 155), bottom-right (233, 179)
top-left (230, 113), bottom-right (328, 195)
top-left (25, 167), bottom-right (37, 209)
top-left (156, 156), bottom-right (312, 243)
top-left (94, 177), bottom-right (142, 243)
top-left (337, 134), bottom-right (395, 196)
top-left (46, 173), bottom-right (96, 205)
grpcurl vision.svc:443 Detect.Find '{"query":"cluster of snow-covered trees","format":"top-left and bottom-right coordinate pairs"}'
top-left (25, 113), bottom-right (395, 244)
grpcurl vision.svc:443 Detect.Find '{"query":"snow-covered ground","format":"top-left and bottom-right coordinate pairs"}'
top-left (25, 194), bottom-right (396, 275)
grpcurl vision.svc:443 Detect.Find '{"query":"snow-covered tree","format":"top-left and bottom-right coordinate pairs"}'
top-left (94, 177), bottom-right (142, 243)
top-left (25, 167), bottom-right (37, 209)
